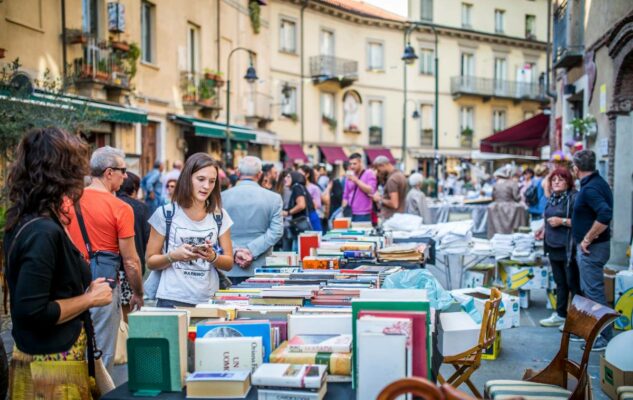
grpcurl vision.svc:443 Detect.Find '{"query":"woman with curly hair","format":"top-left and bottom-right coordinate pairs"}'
top-left (4, 127), bottom-right (113, 398)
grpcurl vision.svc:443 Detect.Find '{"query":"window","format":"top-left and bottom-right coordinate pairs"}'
top-left (495, 9), bottom-right (505, 33)
top-left (369, 100), bottom-right (383, 145)
top-left (420, 0), bottom-right (433, 22)
top-left (281, 85), bottom-right (298, 116)
top-left (525, 15), bottom-right (536, 39)
top-left (460, 107), bottom-right (474, 147)
top-left (461, 3), bottom-right (472, 28)
top-left (321, 92), bottom-right (335, 119)
top-left (461, 53), bottom-right (474, 77)
top-left (279, 18), bottom-right (297, 53)
top-left (367, 41), bottom-right (384, 70)
top-left (494, 57), bottom-right (507, 93)
top-left (419, 49), bottom-right (434, 75)
top-left (82, 0), bottom-right (101, 36)
top-left (187, 24), bottom-right (200, 74)
top-left (141, 1), bottom-right (155, 63)
top-left (320, 29), bottom-right (335, 56)
top-left (493, 110), bottom-right (506, 132)
top-left (419, 104), bottom-right (434, 146)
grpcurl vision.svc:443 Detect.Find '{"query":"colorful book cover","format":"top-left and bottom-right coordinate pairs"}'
top-left (197, 320), bottom-right (272, 362)
top-left (287, 334), bottom-right (352, 353)
top-left (270, 341), bottom-right (351, 376)
top-left (350, 299), bottom-right (431, 387)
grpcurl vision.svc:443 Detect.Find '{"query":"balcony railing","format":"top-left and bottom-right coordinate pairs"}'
top-left (369, 126), bottom-right (383, 146)
top-left (180, 72), bottom-right (222, 109)
top-left (310, 55), bottom-right (358, 88)
top-left (552, 0), bottom-right (584, 69)
top-left (451, 76), bottom-right (545, 102)
top-left (72, 38), bottom-right (131, 89)
top-left (420, 129), bottom-right (433, 147)
top-left (246, 92), bottom-right (273, 121)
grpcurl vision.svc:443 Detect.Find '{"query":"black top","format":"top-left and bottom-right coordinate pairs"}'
top-left (4, 215), bottom-right (91, 354)
top-left (329, 177), bottom-right (345, 218)
top-left (287, 184), bottom-right (313, 219)
top-left (572, 172), bottom-right (613, 244)
top-left (544, 190), bottom-right (575, 261)
top-left (117, 194), bottom-right (151, 274)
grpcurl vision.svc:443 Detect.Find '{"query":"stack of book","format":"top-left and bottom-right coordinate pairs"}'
top-left (252, 363), bottom-right (328, 400)
top-left (186, 371), bottom-right (251, 399)
top-left (377, 244), bottom-right (427, 262)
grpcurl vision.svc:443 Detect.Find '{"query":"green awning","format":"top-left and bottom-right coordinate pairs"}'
top-left (0, 89), bottom-right (148, 124)
top-left (170, 114), bottom-right (256, 141)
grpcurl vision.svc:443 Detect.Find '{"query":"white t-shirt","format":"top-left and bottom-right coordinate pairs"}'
top-left (148, 203), bottom-right (233, 304)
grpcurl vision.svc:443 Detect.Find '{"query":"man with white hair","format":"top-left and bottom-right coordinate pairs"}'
top-left (67, 146), bottom-right (144, 372)
top-left (405, 172), bottom-right (432, 223)
top-left (222, 156), bottom-right (284, 284)
top-left (372, 155), bottom-right (407, 220)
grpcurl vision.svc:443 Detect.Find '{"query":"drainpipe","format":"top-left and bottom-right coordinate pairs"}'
top-left (61, 0), bottom-right (68, 78)
top-left (546, 0), bottom-right (558, 151)
top-left (300, 0), bottom-right (308, 149)
top-left (217, 0), bottom-right (221, 71)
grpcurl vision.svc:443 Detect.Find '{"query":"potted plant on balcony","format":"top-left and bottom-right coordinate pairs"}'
top-left (110, 40), bottom-right (130, 53)
top-left (197, 80), bottom-right (216, 107)
top-left (569, 115), bottom-right (597, 140)
top-left (65, 28), bottom-right (88, 45)
top-left (182, 83), bottom-right (197, 103)
top-left (122, 42), bottom-right (140, 84)
top-left (95, 59), bottom-right (109, 81)
top-left (249, 0), bottom-right (261, 34)
top-left (282, 112), bottom-right (299, 123)
top-left (203, 69), bottom-right (225, 87)
top-left (460, 127), bottom-right (473, 147)
top-left (322, 115), bottom-right (337, 131)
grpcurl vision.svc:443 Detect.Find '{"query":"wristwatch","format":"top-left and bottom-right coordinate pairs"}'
top-left (562, 218), bottom-right (567, 226)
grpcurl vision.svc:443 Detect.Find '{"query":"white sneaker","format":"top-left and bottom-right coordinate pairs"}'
top-left (540, 312), bottom-right (566, 327)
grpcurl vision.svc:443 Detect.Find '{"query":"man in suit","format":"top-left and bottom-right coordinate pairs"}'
top-left (222, 156), bottom-right (284, 284)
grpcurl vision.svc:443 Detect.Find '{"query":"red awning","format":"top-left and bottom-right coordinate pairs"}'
top-left (319, 145), bottom-right (347, 164)
top-left (480, 113), bottom-right (549, 156)
top-left (365, 148), bottom-right (396, 164)
top-left (281, 143), bottom-right (308, 163)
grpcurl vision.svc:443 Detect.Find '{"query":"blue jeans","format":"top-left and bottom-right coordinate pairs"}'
top-left (351, 214), bottom-right (371, 222)
top-left (576, 241), bottom-right (612, 340)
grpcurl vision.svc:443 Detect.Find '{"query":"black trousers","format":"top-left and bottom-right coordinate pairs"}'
top-left (549, 256), bottom-right (581, 318)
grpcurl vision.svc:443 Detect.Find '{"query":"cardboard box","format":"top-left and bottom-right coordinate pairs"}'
top-left (604, 267), bottom-right (617, 304)
top-left (438, 311), bottom-right (480, 357)
top-left (614, 270), bottom-right (633, 331)
top-left (481, 331), bottom-right (501, 361)
top-left (451, 287), bottom-right (520, 330)
top-left (499, 264), bottom-right (549, 290)
top-left (519, 290), bottom-right (530, 309)
top-left (600, 354), bottom-right (633, 399)
top-left (463, 269), bottom-right (494, 288)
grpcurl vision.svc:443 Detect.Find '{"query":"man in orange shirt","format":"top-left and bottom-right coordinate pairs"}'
top-left (67, 146), bottom-right (143, 371)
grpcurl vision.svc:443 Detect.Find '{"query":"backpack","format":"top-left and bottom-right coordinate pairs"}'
top-left (525, 182), bottom-right (539, 206)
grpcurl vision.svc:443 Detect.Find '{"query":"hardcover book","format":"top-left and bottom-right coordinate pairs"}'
top-left (287, 334), bottom-right (352, 353)
top-left (195, 337), bottom-right (263, 372)
top-left (270, 341), bottom-right (351, 376)
top-left (186, 371), bottom-right (251, 399)
top-left (252, 363), bottom-right (327, 389)
top-left (196, 320), bottom-right (272, 362)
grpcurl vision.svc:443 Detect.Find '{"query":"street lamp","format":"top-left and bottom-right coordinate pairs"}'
top-left (225, 47), bottom-right (258, 167)
top-left (401, 22), bottom-right (439, 181)
top-left (406, 99), bottom-right (421, 120)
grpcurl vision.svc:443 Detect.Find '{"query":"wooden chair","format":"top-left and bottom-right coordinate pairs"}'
top-left (377, 377), bottom-right (478, 400)
top-left (484, 295), bottom-right (619, 400)
top-left (438, 288), bottom-right (502, 398)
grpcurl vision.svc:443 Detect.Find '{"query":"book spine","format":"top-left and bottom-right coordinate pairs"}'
top-left (287, 344), bottom-right (350, 354)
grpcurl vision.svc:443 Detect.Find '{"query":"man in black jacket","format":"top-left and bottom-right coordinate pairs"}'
top-left (571, 150), bottom-right (613, 351)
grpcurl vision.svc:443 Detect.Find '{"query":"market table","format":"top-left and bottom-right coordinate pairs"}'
top-left (103, 382), bottom-right (354, 399)
top-left (429, 204), bottom-right (489, 235)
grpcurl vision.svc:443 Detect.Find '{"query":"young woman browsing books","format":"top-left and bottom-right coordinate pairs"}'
top-left (146, 153), bottom-right (233, 307)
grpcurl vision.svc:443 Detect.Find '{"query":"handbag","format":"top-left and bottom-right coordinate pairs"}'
top-left (113, 318), bottom-right (128, 365)
top-left (288, 215), bottom-right (313, 235)
top-left (74, 202), bottom-right (121, 283)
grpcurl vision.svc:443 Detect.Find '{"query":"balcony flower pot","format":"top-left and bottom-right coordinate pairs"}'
top-left (322, 115), bottom-right (337, 131)
top-left (66, 29), bottom-right (88, 45)
top-left (182, 94), bottom-right (196, 103)
top-left (110, 41), bottom-right (130, 53)
top-left (198, 98), bottom-right (216, 108)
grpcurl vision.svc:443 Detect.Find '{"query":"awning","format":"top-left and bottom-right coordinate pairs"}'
top-left (281, 143), bottom-right (308, 163)
top-left (319, 145), bottom-right (347, 164)
top-left (471, 150), bottom-right (543, 161)
top-left (480, 113), bottom-right (549, 157)
top-left (365, 147), bottom-right (396, 164)
top-left (170, 115), bottom-right (257, 141)
top-left (0, 89), bottom-right (148, 124)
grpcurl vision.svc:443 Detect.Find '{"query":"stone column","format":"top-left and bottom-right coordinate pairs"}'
top-left (611, 113), bottom-right (633, 266)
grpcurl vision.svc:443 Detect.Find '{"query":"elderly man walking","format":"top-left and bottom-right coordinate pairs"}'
top-left (222, 156), bottom-right (284, 285)
top-left (67, 146), bottom-right (144, 371)
top-left (571, 150), bottom-right (613, 351)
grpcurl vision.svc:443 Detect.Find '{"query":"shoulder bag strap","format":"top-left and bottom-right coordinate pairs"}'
top-left (73, 201), bottom-right (94, 258)
top-left (5, 216), bottom-right (45, 274)
top-left (162, 203), bottom-right (176, 253)
top-left (214, 210), bottom-right (223, 233)
top-left (349, 169), bottom-right (366, 206)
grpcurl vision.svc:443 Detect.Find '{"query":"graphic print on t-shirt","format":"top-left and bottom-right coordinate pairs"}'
top-left (172, 225), bottom-right (217, 279)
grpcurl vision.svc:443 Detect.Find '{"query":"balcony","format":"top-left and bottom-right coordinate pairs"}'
top-left (180, 72), bottom-right (222, 114)
top-left (420, 129), bottom-right (433, 147)
top-left (245, 92), bottom-right (273, 124)
top-left (552, 0), bottom-right (584, 69)
top-left (309, 55), bottom-right (358, 89)
top-left (369, 126), bottom-right (383, 146)
top-left (450, 76), bottom-right (545, 103)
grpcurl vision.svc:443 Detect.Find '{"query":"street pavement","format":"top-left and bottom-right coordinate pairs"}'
top-left (0, 290), bottom-right (613, 399)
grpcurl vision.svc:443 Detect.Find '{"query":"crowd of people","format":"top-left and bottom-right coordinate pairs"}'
top-left (3, 127), bottom-right (615, 396)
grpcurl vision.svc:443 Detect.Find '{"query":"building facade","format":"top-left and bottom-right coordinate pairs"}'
top-left (549, 0), bottom-right (633, 266)
top-left (1, 0), bottom-right (548, 177)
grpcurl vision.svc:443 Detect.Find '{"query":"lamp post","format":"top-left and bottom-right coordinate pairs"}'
top-left (225, 47), bottom-right (258, 167)
top-left (401, 22), bottom-right (439, 181)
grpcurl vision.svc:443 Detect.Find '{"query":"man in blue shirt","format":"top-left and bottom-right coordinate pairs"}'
top-left (527, 164), bottom-right (548, 220)
top-left (142, 160), bottom-right (164, 214)
top-left (571, 150), bottom-right (613, 351)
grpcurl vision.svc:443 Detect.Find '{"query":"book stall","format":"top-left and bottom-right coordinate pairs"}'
top-left (104, 216), bottom-right (551, 400)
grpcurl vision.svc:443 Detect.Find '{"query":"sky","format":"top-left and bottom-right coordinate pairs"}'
top-left (362, 0), bottom-right (408, 17)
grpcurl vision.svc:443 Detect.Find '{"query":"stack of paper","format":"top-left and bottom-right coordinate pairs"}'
top-left (377, 244), bottom-right (426, 262)
top-left (511, 233), bottom-right (535, 262)
top-left (470, 238), bottom-right (493, 256)
top-left (491, 234), bottom-right (514, 258)
top-left (439, 231), bottom-right (472, 255)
